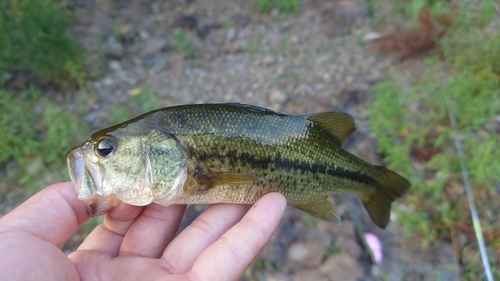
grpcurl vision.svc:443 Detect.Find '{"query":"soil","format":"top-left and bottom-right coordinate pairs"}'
top-left (15, 0), bottom-right (485, 279)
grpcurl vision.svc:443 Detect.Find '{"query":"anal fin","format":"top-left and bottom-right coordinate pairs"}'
top-left (292, 196), bottom-right (340, 224)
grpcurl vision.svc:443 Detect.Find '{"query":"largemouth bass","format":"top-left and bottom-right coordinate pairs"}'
top-left (67, 103), bottom-right (410, 228)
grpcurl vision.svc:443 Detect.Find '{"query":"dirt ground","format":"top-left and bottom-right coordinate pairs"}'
top-left (39, 0), bottom-right (486, 279)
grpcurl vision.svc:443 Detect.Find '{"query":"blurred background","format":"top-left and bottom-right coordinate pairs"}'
top-left (0, 0), bottom-right (499, 280)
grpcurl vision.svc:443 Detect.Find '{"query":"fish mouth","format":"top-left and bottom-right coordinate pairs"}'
top-left (67, 147), bottom-right (118, 217)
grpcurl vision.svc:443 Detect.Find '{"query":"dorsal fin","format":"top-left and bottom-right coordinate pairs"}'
top-left (307, 112), bottom-right (356, 144)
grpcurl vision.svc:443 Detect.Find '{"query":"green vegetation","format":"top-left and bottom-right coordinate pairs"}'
top-left (277, 70), bottom-right (299, 81)
top-left (0, 0), bottom-right (86, 87)
top-left (264, 261), bottom-right (282, 271)
top-left (0, 89), bottom-right (87, 196)
top-left (368, 2), bottom-right (499, 279)
top-left (0, 83), bottom-right (161, 200)
top-left (173, 28), bottom-right (194, 59)
top-left (110, 86), bottom-right (163, 124)
top-left (78, 217), bottom-right (101, 239)
top-left (253, 0), bottom-right (299, 14)
top-left (221, 19), bottom-right (234, 30)
top-left (243, 38), bottom-right (261, 54)
top-left (325, 239), bottom-right (340, 256)
top-left (303, 215), bottom-right (316, 229)
top-left (276, 35), bottom-right (298, 57)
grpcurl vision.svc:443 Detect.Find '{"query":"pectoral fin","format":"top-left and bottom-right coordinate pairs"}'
top-left (292, 196), bottom-right (340, 223)
top-left (196, 172), bottom-right (261, 190)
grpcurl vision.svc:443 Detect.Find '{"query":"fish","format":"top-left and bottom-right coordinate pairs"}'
top-left (67, 103), bottom-right (410, 228)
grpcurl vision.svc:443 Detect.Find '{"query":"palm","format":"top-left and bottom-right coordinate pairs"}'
top-left (0, 182), bottom-right (286, 281)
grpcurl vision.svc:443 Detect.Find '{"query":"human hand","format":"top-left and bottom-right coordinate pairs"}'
top-left (0, 182), bottom-right (286, 281)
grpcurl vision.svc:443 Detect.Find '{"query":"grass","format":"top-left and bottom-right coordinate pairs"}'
top-left (221, 19), bottom-right (234, 30)
top-left (276, 35), bottom-right (298, 57)
top-left (0, 89), bottom-right (88, 197)
top-left (367, 2), bottom-right (500, 279)
top-left (277, 70), bottom-right (299, 80)
top-left (253, 0), bottom-right (299, 14)
top-left (243, 38), bottom-right (261, 54)
top-left (324, 239), bottom-right (340, 256)
top-left (173, 28), bottom-right (194, 59)
top-left (0, 0), bottom-right (86, 88)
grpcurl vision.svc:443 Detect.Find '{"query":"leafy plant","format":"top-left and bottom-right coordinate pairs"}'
top-left (0, 89), bottom-right (88, 195)
top-left (253, 0), bottom-right (299, 14)
top-left (368, 4), bottom-right (500, 278)
top-left (173, 28), bottom-right (194, 59)
top-left (0, 0), bottom-right (86, 87)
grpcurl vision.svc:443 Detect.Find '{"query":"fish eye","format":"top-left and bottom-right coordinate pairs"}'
top-left (96, 137), bottom-right (115, 158)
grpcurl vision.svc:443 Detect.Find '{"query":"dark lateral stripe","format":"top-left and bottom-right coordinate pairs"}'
top-left (195, 149), bottom-right (379, 187)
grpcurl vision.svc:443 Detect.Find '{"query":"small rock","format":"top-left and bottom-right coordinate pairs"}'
top-left (263, 272), bottom-right (289, 281)
top-left (263, 55), bottom-right (276, 66)
top-left (108, 60), bottom-right (122, 72)
top-left (89, 11), bottom-right (113, 36)
top-left (139, 30), bottom-right (150, 39)
top-left (337, 236), bottom-right (362, 259)
top-left (3, 71), bottom-right (12, 81)
top-left (224, 43), bottom-right (240, 54)
top-left (320, 254), bottom-right (364, 281)
top-left (293, 269), bottom-right (330, 281)
top-left (322, 73), bottom-right (331, 82)
top-left (197, 23), bottom-right (222, 39)
top-left (143, 54), bottom-right (167, 71)
top-left (275, 66), bottom-right (285, 75)
top-left (225, 28), bottom-right (236, 43)
top-left (284, 241), bottom-right (324, 271)
top-left (317, 220), bottom-right (355, 238)
top-left (362, 31), bottom-right (383, 42)
top-left (340, 88), bottom-right (369, 108)
top-left (103, 77), bottom-right (114, 86)
top-left (119, 24), bottom-right (135, 41)
top-left (141, 38), bottom-right (167, 56)
top-left (105, 39), bottom-right (125, 59)
top-left (269, 88), bottom-right (287, 104)
top-left (173, 13), bottom-right (198, 30)
top-left (365, 68), bottom-right (383, 84)
top-left (345, 75), bottom-right (354, 85)
top-left (231, 13), bottom-right (251, 29)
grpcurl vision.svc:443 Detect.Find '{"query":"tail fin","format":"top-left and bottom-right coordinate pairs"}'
top-left (361, 166), bottom-right (410, 228)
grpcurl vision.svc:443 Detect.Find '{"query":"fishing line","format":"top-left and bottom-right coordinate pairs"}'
top-left (447, 102), bottom-right (494, 281)
top-left (438, 60), bottom-right (494, 281)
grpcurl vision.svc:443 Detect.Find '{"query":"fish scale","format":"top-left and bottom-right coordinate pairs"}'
top-left (67, 103), bottom-right (410, 228)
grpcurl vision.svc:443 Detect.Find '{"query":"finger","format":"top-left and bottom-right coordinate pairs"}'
top-left (76, 202), bottom-right (143, 257)
top-left (187, 193), bottom-right (286, 281)
top-left (119, 203), bottom-right (186, 258)
top-left (73, 255), bottom-right (191, 281)
top-left (161, 203), bottom-right (250, 273)
top-left (0, 182), bottom-right (89, 247)
top-left (104, 201), bottom-right (144, 236)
